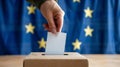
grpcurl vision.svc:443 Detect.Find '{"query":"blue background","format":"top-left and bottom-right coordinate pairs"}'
top-left (0, 0), bottom-right (120, 55)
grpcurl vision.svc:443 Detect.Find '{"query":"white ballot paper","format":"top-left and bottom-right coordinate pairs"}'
top-left (45, 32), bottom-right (66, 55)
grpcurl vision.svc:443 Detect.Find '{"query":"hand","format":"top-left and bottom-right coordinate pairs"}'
top-left (40, 0), bottom-right (65, 34)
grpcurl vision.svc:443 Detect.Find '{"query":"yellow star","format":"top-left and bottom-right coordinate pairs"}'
top-left (84, 7), bottom-right (93, 18)
top-left (38, 38), bottom-right (46, 49)
top-left (73, 0), bottom-right (80, 3)
top-left (72, 39), bottom-right (82, 50)
top-left (27, 5), bottom-right (36, 14)
top-left (84, 25), bottom-right (94, 37)
top-left (25, 23), bottom-right (35, 34)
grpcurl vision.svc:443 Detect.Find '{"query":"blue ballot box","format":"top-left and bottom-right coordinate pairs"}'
top-left (23, 52), bottom-right (88, 67)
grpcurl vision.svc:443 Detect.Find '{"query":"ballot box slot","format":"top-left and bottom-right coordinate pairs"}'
top-left (41, 53), bottom-right (69, 56)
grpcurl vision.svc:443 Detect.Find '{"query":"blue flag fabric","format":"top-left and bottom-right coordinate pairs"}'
top-left (0, 0), bottom-right (120, 55)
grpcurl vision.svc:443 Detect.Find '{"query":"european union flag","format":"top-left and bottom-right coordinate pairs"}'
top-left (0, 0), bottom-right (120, 55)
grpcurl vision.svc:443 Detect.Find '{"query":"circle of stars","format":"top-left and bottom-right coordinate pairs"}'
top-left (25, 1), bottom-right (94, 51)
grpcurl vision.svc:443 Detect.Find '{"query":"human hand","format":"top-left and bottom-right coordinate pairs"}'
top-left (40, 0), bottom-right (64, 34)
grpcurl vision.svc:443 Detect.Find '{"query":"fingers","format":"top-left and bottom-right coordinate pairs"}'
top-left (55, 11), bottom-right (64, 32)
top-left (46, 14), bottom-right (57, 34)
top-left (43, 11), bottom-right (64, 34)
top-left (55, 16), bottom-right (62, 32)
top-left (43, 23), bottom-right (54, 32)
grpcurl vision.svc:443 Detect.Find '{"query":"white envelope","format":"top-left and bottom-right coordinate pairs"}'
top-left (45, 32), bottom-right (66, 55)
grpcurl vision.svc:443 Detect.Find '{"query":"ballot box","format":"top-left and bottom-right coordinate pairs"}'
top-left (23, 52), bottom-right (88, 67)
